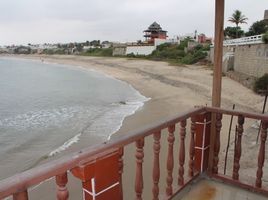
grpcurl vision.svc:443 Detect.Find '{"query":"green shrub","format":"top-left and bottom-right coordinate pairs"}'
top-left (126, 53), bottom-right (136, 57)
top-left (254, 73), bottom-right (268, 93)
top-left (181, 54), bottom-right (194, 64)
top-left (84, 48), bottom-right (113, 57)
top-left (181, 50), bottom-right (207, 64)
top-left (262, 32), bottom-right (268, 44)
top-left (151, 44), bottom-right (185, 60)
top-left (156, 43), bottom-right (172, 51)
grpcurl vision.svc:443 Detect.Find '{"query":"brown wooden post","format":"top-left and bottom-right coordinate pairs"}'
top-left (178, 120), bottom-right (186, 186)
top-left (118, 147), bottom-right (124, 200)
top-left (56, 172), bottom-right (69, 200)
top-left (135, 138), bottom-right (144, 200)
top-left (212, 113), bottom-right (222, 174)
top-left (152, 131), bottom-right (161, 200)
top-left (208, 0), bottom-right (225, 174)
top-left (194, 113), bottom-right (212, 173)
top-left (232, 115), bottom-right (244, 180)
top-left (256, 121), bottom-right (268, 188)
top-left (166, 125), bottom-right (175, 197)
top-left (13, 190), bottom-right (29, 200)
top-left (212, 0), bottom-right (225, 107)
top-left (189, 117), bottom-right (196, 177)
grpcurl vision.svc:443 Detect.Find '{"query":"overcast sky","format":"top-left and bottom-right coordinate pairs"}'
top-left (0, 0), bottom-right (267, 46)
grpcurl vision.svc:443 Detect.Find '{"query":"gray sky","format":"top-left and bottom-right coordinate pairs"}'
top-left (0, 0), bottom-right (267, 46)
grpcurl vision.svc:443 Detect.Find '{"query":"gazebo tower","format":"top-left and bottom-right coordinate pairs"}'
top-left (143, 22), bottom-right (167, 44)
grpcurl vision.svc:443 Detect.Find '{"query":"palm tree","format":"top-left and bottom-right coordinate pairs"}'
top-left (228, 10), bottom-right (248, 38)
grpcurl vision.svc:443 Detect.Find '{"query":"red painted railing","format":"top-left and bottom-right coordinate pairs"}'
top-left (0, 106), bottom-right (268, 199)
top-left (206, 107), bottom-right (268, 196)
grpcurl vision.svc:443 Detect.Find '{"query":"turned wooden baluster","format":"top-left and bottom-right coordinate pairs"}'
top-left (189, 117), bottom-right (196, 177)
top-left (166, 124), bottom-right (175, 196)
top-left (135, 138), bottom-right (144, 200)
top-left (152, 131), bottom-right (161, 200)
top-left (56, 172), bottom-right (69, 200)
top-left (13, 190), bottom-right (28, 200)
top-left (256, 121), bottom-right (268, 188)
top-left (178, 120), bottom-right (186, 186)
top-left (212, 113), bottom-right (222, 174)
top-left (118, 147), bottom-right (124, 200)
top-left (232, 115), bottom-right (244, 180)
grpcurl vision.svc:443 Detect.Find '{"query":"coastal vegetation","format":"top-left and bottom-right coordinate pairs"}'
top-left (38, 38), bottom-right (209, 65)
top-left (254, 73), bottom-right (268, 93)
top-left (224, 26), bottom-right (244, 39)
top-left (82, 48), bottom-right (113, 57)
top-left (124, 42), bottom-right (209, 65)
top-left (224, 10), bottom-right (268, 39)
top-left (246, 20), bottom-right (268, 36)
top-left (228, 10), bottom-right (248, 38)
top-left (262, 32), bottom-right (268, 44)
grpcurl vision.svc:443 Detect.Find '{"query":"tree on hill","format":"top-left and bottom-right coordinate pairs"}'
top-left (228, 10), bottom-right (248, 38)
top-left (90, 40), bottom-right (100, 47)
top-left (245, 20), bottom-right (268, 36)
top-left (224, 26), bottom-right (244, 39)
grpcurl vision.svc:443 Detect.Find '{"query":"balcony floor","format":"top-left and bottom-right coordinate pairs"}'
top-left (175, 178), bottom-right (267, 200)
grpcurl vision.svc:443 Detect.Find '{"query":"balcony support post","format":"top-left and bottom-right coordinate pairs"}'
top-left (232, 115), bottom-right (244, 180)
top-left (256, 121), bottom-right (268, 188)
top-left (209, 0), bottom-right (225, 175)
top-left (56, 172), bottom-right (69, 200)
top-left (166, 125), bottom-right (175, 196)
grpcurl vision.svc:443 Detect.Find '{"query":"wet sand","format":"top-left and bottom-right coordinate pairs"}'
top-left (1, 54), bottom-right (264, 199)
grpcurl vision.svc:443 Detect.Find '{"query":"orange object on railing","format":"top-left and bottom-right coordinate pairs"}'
top-left (71, 150), bottom-right (122, 200)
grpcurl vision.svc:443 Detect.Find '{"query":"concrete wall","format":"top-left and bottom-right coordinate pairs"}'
top-left (113, 46), bottom-right (126, 56)
top-left (210, 44), bottom-right (268, 77)
top-left (234, 44), bottom-right (268, 77)
top-left (125, 46), bottom-right (155, 56)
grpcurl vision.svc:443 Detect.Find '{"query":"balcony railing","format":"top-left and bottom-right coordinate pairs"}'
top-left (223, 35), bottom-right (263, 46)
top-left (0, 106), bottom-right (267, 199)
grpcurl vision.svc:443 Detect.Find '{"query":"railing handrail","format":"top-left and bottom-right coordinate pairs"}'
top-left (206, 107), bottom-right (268, 121)
top-left (223, 34), bottom-right (263, 46)
top-left (0, 107), bottom-right (205, 198)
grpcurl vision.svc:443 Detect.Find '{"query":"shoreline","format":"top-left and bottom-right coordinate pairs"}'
top-left (1, 54), bottom-right (264, 152)
top-left (1, 54), bottom-right (264, 153)
top-left (0, 54), bottom-right (265, 199)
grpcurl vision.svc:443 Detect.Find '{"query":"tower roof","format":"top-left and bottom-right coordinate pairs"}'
top-left (144, 22), bottom-right (167, 32)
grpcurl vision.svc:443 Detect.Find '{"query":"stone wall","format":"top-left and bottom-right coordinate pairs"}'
top-left (210, 44), bottom-right (268, 78)
top-left (234, 44), bottom-right (268, 78)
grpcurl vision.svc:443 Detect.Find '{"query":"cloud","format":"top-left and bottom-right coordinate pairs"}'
top-left (0, 0), bottom-right (267, 45)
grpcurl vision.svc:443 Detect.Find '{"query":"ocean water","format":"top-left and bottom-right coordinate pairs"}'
top-left (0, 57), bottom-right (148, 179)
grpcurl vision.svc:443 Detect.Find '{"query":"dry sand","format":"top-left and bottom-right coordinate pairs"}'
top-left (2, 54), bottom-right (266, 199)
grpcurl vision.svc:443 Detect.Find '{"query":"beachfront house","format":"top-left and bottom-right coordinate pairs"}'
top-left (1, 1), bottom-right (268, 200)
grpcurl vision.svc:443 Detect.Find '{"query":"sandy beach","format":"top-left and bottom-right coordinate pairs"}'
top-left (1, 54), bottom-right (265, 199)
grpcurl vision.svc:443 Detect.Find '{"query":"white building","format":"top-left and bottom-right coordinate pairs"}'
top-left (124, 37), bottom-right (180, 56)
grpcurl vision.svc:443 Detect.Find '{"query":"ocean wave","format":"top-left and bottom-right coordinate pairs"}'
top-left (48, 133), bottom-right (81, 157)
top-left (45, 99), bottom-right (148, 157)
top-left (0, 106), bottom-right (92, 129)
